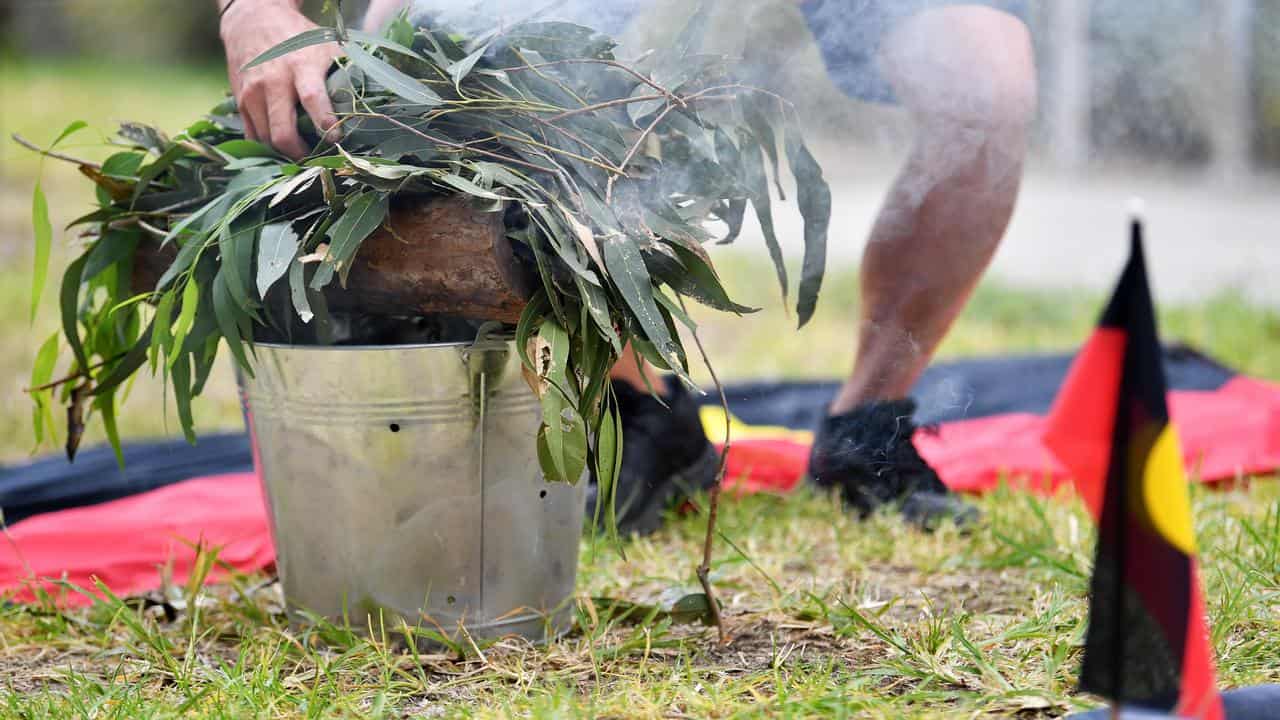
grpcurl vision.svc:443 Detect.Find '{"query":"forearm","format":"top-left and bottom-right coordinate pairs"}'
top-left (217, 0), bottom-right (305, 40)
top-left (363, 0), bottom-right (409, 32)
top-left (216, 0), bottom-right (304, 19)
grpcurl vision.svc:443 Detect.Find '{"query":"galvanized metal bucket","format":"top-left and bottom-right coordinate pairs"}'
top-left (239, 339), bottom-right (584, 644)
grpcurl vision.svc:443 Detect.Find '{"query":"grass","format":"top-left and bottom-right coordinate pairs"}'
top-left (2, 484), bottom-right (1278, 718)
top-left (2, 59), bottom-right (1279, 718)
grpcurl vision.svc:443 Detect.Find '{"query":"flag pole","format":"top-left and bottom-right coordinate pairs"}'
top-left (1108, 198), bottom-right (1146, 720)
top-left (1112, 199), bottom-right (1144, 720)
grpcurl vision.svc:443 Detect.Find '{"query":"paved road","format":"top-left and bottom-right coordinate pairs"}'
top-left (739, 150), bottom-right (1280, 306)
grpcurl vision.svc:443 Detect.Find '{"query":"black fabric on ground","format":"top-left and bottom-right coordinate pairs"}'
top-left (0, 434), bottom-right (252, 526)
top-left (0, 346), bottom-right (1236, 527)
top-left (703, 344), bottom-right (1234, 432)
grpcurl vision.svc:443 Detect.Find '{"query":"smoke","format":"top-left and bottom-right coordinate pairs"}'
top-left (369, 0), bottom-right (1275, 173)
top-left (399, 0), bottom-right (648, 39)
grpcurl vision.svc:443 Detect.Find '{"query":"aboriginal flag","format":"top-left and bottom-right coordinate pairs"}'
top-left (1044, 223), bottom-right (1224, 719)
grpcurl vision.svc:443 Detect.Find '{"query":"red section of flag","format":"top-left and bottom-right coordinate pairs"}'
top-left (1178, 564), bottom-right (1226, 720)
top-left (1043, 327), bottom-right (1127, 520)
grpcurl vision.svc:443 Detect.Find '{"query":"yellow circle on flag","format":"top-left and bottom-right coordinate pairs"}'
top-left (1141, 426), bottom-right (1198, 555)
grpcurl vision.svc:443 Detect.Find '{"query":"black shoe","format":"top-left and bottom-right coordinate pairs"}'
top-left (808, 398), bottom-right (979, 530)
top-left (585, 377), bottom-right (720, 536)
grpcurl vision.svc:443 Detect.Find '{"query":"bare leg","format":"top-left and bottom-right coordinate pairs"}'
top-left (829, 6), bottom-right (1038, 414)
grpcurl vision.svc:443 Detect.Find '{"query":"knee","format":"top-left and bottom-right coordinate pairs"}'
top-left (884, 7), bottom-right (1039, 133)
top-left (967, 21), bottom-right (1038, 133)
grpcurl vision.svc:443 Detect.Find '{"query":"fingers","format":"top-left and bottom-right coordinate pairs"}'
top-left (266, 88), bottom-right (309, 160)
top-left (237, 68), bottom-right (307, 159)
top-left (233, 49), bottom-right (337, 159)
top-left (238, 80), bottom-right (271, 149)
top-left (295, 66), bottom-right (338, 145)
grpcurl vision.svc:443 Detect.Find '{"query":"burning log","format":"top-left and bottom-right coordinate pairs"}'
top-left (132, 196), bottom-right (534, 324)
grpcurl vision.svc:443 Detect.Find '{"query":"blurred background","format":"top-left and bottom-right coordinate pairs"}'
top-left (1, 0), bottom-right (1278, 461)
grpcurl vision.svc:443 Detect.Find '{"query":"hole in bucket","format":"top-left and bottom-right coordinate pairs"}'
top-left (446, 595), bottom-right (456, 605)
top-left (389, 423), bottom-right (401, 433)
top-left (539, 489), bottom-right (547, 499)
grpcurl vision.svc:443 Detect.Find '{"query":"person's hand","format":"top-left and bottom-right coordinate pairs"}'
top-left (219, 0), bottom-right (341, 159)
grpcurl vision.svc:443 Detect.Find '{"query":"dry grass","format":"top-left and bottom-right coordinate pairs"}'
top-left (3, 483), bottom-right (1278, 718)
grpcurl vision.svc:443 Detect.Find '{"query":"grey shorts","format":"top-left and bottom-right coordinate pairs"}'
top-left (800, 0), bottom-right (1030, 103)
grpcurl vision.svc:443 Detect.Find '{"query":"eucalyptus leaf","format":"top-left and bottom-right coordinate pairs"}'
top-left (591, 395), bottom-right (623, 538)
top-left (149, 289), bottom-right (176, 369)
top-left (51, 120), bottom-right (89, 149)
top-left (30, 181), bottom-right (52, 324)
top-left (657, 244), bottom-right (757, 315)
top-left (257, 222), bottom-right (299, 299)
top-left (312, 190), bottom-right (388, 289)
top-left (448, 42), bottom-right (490, 91)
top-left (786, 134), bottom-right (831, 327)
top-left (219, 206), bottom-right (264, 313)
top-left (653, 287), bottom-right (696, 330)
top-left (739, 130), bottom-right (787, 304)
top-left (91, 323), bottom-right (153, 397)
top-left (159, 195), bottom-right (224, 248)
top-left (270, 166), bottom-right (322, 207)
top-left (602, 236), bottom-right (685, 379)
top-left (535, 318), bottom-right (588, 485)
top-left (344, 41), bottom-right (443, 106)
top-left (59, 253), bottom-right (89, 372)
top-left (742, 95), bottom-right (786, 199)
top-left (215, 139), bottom-right (278, 160)
top-left (168, 277), bottom-right (201, 370)
top-left (515, 290), bottom-right (550, 373)
top-left (288, 257), bottom-right (314, 323)
top-left (131, 144), bottom-right (187, 206)
top-left (222, 156), bottom-right (277, 170)
top-left (30, 332), bottom-right (59, 445)
top-left (82, 230), bottom-right (139, 281)
top-left (191, 334), bottom-right (221, 395)
top-left (244, 26), bottom-right (426, 70)
top-left (171, 352), bottom-right (197, 443)
top-left (213, 269), bottom-right (253, 374)
top-left (244, 28), bottom-right (339, 69)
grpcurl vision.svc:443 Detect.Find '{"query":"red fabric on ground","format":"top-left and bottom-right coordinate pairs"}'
top-left (3, 378), bottom-right (1278, 605)
top-left (1, 473), bottom-right (272, 606)
top-left (722, 377), bottom-right (1280, 496)
top-left (722, 438), bottom-right (809, 495)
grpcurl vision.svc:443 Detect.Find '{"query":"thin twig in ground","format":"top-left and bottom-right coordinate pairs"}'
top-left (698, 487), bottom-right (727, 643)
top-left (680, 297), bottom-right (730, 645)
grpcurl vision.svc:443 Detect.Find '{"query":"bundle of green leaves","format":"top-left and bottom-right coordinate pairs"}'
top-left (24, 8), bottom-right (831, 500)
